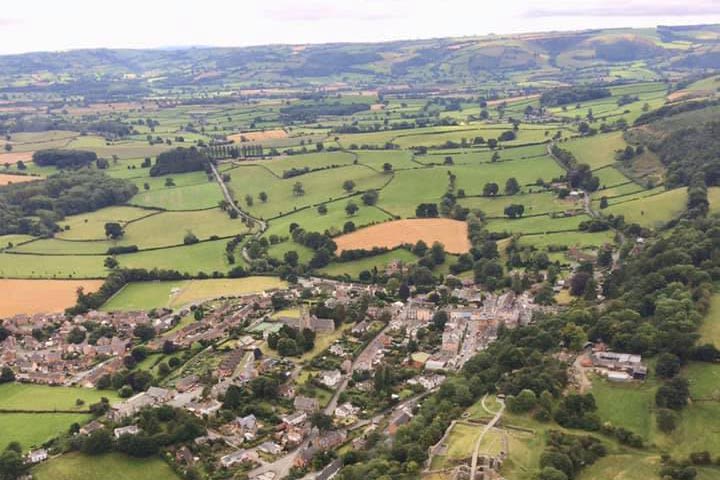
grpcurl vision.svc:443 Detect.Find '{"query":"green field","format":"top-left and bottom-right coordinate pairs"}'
top-left (460, 191), bottom-right (580, 218)
top-left (563, 131), bottom-right (626, 169)
top-left (56, 206), bottom-right (154, 240)
top-left (591, 375), bottom-right (656, 439)
top-left (102, 277), bottom-right (287, 311)
top-left (116, 239), bottom-right (231, 274)
top-left (129, 181), bottom-right (224, 210)
top-left (248, 150), bottom-right (356, 176)
top-left (518, 230), bottom-right (616, 249)
top-left (699, 293), bottom-right (720, 347)
top-left (0, 413), bottom-right (91, 451)
top-left (0, 252), bottom-right (107, 278)
top-left (486, 214), bottom-right (589, 235)
top-left (603, 188), bottom-right (688, 228)
top-left (33, 453), bottom-right (181, 480)
top-left (319, 248), bottom-right (418, 278)
top-left (0, 383), bottom-right (120, 410)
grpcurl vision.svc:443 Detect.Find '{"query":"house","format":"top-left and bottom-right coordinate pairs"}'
top-left (188, 399), bottom-right (222, 417)
top-left (258, 441), bottom-right (282, 455)
top-left (319, 369), bottom-right (342, 388)
top-left (388, 410), bottom-right (413, 435)
top-left (281, 411), bottom-right (308, 427)
top-left (294, 395), bottom-right (319, 413)
top-left (147, 386), bottom-right (173, 403)
top-left (233, 414), bottom-right (258, 436)
top-left (79, 420), bottom-right (104, 436)
top-left (175, 446), bottom-right (194, 465)
top-left (26, 449), bottom-right (48, 464)
top-left (219, 449), bottom-right (258, 468)
top-left (334, 402), bottom-right (360, 419)
top-left (114, 425), bottom-right (140, 438)
top-left (315, 429), bottom-right (347, 450)
top-left (176, 375), bottom-right (199, 392)
top-left (425, 358), bottom-right (447, 371)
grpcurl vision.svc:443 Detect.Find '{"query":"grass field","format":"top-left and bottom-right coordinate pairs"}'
top-left (354, 150), bottom-right (419, 170)
top-left (319, 248), bottom-right (418, 278)
top-left (0, 252), bottom-right (107, 278)
top-left (603, 187), bottom-right (688, 228)
top-left (116, 239), bottom-right (231, 274)
top-left (486, 214), bottom-right (589, 235)
top-left (460, 191), bottom-right (581, 218)
top-left (248, 151), bottom-right (356, 176)
top-left (0, 383), bottom-right (119, 410)
top-left (0, 413), bottom-right (91, 451)
top-left (102, 277), bottom-right (287, 311)
top-left (0, 279), bottom-right (103, 317)
top-left (517, 230), bottom-right (615, 249)
top-left (563, 131), bottom-right (626, 169)
top-left (228, 164), bottom-right (389, 219)
top-left (33, 453), bottom-right (181, 480)
top-left (699, 293), bottom-right (720, 347)
top-left (685, 362), bottom-right (720, 399)
top-left (591, 375), bottom-right (656, 438)
top-left (0, 234), bottom-right (35, 248)
top-left (129, 180), bottom-right (224, 210)
top-left (56, 206), bottom-right (155, 241)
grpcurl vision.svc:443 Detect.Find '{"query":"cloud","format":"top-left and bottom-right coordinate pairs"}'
top-left (526, 0), bottom-right (720, 17)
top-left (263, 0), bottom-right (399, 22)
top-left (0, 18), bottom-right (21, 27)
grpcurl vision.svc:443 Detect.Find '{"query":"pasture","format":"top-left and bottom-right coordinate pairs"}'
top-left (0, 413), bottom-right (91, 451)
top-left (699, 293), bottom-right (720, 347)
top-left (115, 239), bottom-right (232, 275)
top-left (563, 131), bottom-right (626, 169)
top-left (56, 206), bottom-right (154, 241)
top-left (0, 173), bottom-right (40, 185)
top-left (459, 191), bottom-right (580, 218)
top-left (517, 230), bottom-right (615, 249)
top-left (248, 150), bottom-right (356, 176)
top-left (0, 252), bottom-right (107, 278)
top-left (0, 383), bottom-right (120, 410)
top-left (333, 218), bottom-right (470, 254)
top-left (0, 279), bottom-right (103, 317)
top-left (319, 249), bottom-right (418, 278)
top-left (486, 214), bottom-right (589, 235)
top-left (33, 453), bottom-right (181, 480)
top-left (603, 187), bottom-right (688, 228)
top-left (102, 277), bottom-right (287, 311)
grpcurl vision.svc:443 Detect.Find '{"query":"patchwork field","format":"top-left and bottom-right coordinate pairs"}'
top-left (33, 453), bottom-right (181, 480)
top-left (102, 277), bottom-right (287, 311)
top-left (0, 413), bottom-right (91, 451)
top-left (603, 187), bottom-right (688, 227)
top-left (333, 218), bottom-right (470, 254)
top-left (0, 383), bottom-right (119, 410)
top-left (0, 279), bottom-right (103, 317)
top-left (563, 131), bottom-right (626, 169)
top-left (319, 248), bottom-right (419, 278)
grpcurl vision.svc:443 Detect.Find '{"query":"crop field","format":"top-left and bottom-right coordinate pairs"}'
top-left (227, 128), bottom-right (288, 143)
top-left (0, 279), bottom-right (103, 317)
top-left (0, 173), bottom-right (40, 185)
top-left (6, 130), bottom-right (78, 152)
top-left (65, 135), bottom-right (170, 160)
top-left (319, 248), bottom-right (418, 278)
top-left (33, 453), bottom-right (181, 480)
top-left (102, 277), bottom-right (287, 311)
top-left (421, 144), bottom-right (549, 166)
top-left (227, 164), bottom-right (388, 219)
top-left (593, 166), bottom-right (633, 189)
top-left (0, 234), bottom-right (35, 248)
top-left (333, 218), bottom-right (470, 254)
top-left (486, 214), bottom-right (589, 235)
top-left (603, 187), bottom-right (688, 227)
top-left (563, 131), bottom-right (626, 169)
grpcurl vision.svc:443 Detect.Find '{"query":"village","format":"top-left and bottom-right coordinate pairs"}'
top-left (0, 274), bottom-right (563, 479)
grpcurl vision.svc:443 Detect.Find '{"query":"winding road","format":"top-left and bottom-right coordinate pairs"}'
top-left (469, 395), bottom-right (505, 480)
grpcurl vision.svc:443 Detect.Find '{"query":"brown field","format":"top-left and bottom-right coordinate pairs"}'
top-left (228, 129), bottom-right (288, 143)
top-left (0, 151), bottom-right (34, 165)
top-left (667, 89), bottom-right (713, 103)
top-left (0, 279), bottom-right (104, 318)
top-left (0, 174), bottom-right (41, 185)
top-left (334, 218), bottom-right (471, 254)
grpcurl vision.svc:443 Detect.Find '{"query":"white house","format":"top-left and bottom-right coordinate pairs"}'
top-left (114, 425), bottom-right (140, 438)
top-left (26, 449), bottom-right (48, 464)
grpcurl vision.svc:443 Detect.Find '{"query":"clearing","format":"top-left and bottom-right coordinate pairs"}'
top-left (33, 452), bottom-right (180, 480)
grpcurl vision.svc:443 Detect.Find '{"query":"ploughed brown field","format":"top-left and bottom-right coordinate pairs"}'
top-left (0, 279), bottom-right (104, 317)
top-left (0, 151), bottom-right (34, 165)
top-left (0, 174), bottom-right (40, 186)
top-left (334, 218), bottom-right (471, 254)
top-left (227, 129), bottom-right (288, 143)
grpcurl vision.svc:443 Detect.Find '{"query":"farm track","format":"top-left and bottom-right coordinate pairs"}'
top-left (210, 161), bottom-right (267, 263)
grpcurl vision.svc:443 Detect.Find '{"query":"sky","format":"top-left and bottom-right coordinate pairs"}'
top-left (0, 0), bottom-right (719, 54)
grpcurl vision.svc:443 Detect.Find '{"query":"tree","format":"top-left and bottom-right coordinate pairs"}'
top-left (164, 177), bottom-right (175, 187)
top-left (317, 204), bottom-right (328, 215)
top-left (599, 196), bottom-right (608, 209)
top-left (342, 180), bottom-right (356, 192)
top-left (4, 143), bottom-right (11, 152)
top-left (284, 250), bottom-right (299, 267)
top-left (570, 271), bottom-right (592, 296)
top-left (0, 445), bottom-right (28, 480)
top-left (310, 412), bottom-right (333, 431)
top-left (0, 366), bottom-right (15, 383)
top-left (133, 324), bottom-right (156, 342)
top-left (482, 182), bottom-right (499, 197)
top-left (430, 242), bottom-right (446, 265)
top-left (538, 467), bottom-right (568, 480)
top-left (258, 191), bottom-right (268, 203)
top-left (504, 204), bottom-right (525, 218)
top-left (431, 311), bottom-right (448, 331)
top-left (245, 194), bottom-right (254, 206)
top-left (104, 222), bottom-right (124, 239)
top-left (343, 221), bottom-right (356, 233)
top-left (67, 326), bottom-right (86, 344)
top-left (82, 429), bottom-right (113, 455)
top-left (656, 377), bottom-right (690, 410)
top-left (382, 163), bottom-right (393, 173)
top-left (361, 190), bottom-right (379, 205)
top-left (183, 232), bottom-right (199, 245)
top-left (104, 257), bottom-right (118, 269)
top-left (277, 338), bottom-right (297, 356)
top-left (656, 408), bottom-right (678, 433)
top-left (505, 177), bottom-right (520, 195)
top-left (399, 283), bottom-right (410, 301)
top-left (345, 201), bottom-right (359, 216)
top-left (656, 353), bottom-right (681, 379)
top-left (292, 181), bottom-right (305, 196)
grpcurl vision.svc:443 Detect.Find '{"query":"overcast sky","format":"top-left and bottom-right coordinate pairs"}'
top-left (1, 0), bottom-right (719, 55)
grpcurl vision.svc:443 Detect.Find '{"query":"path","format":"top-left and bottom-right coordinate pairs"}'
top-left (209, 161), bottom-right (267, 262)
top-left (469, 395), bottom-right (505, 480)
